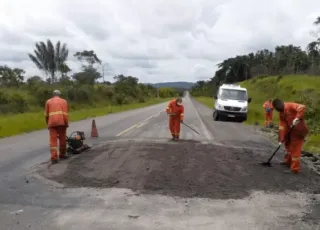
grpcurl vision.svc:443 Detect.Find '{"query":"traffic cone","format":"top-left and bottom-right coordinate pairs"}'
top-left (91, 119), bottom-right (99, 137)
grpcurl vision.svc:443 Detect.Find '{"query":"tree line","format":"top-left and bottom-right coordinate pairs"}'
top-left (190, 16), bottom-right (320, 96)
top-left (0, 40), bottom-right (181, 115)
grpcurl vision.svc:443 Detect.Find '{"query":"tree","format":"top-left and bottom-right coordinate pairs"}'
top-left (0, 65), bottom-right (25, 87)
top-left (73, 50), bottom-right (102, 84)
top-left (28, 39), bottom-right (69, 83)
top-left (313, 16), bottom-right (320, 26)
top-left (27, 75), bottom-right (43, 85)
top-left (59, 63), bottom-right (71, 78)
top-left (190, 16), bottom-right (320, 97)
top-left (72, 66), bottom-right (102, 85)
top-left (74, 50), bottom-right (101, 67)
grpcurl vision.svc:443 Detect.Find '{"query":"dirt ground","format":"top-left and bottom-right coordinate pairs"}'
top-left (39, 140), bottom-right (320, 200)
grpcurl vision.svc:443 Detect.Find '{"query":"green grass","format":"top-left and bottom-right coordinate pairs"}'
top-left (0, 98), bottom-right (170, 138)
top-left (193, 75), bottom-right (320, 153)
top-left (195, 96), bottom-right (214, 108)
top-left (240, 75), bottom-right (320, 153)
top-left (240, 75), bottom-right (320, 125)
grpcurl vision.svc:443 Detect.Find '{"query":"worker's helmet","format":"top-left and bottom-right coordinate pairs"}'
top-left (53, 89), bottom-right (61, 96)
top-left (176, 97), bottom-right (182, 106)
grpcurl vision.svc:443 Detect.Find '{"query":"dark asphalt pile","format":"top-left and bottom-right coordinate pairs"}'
top-left (41, 140), bottom-right (320, 199)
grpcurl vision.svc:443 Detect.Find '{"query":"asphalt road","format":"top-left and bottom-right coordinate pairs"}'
top-left (0, 92), bottom-right (319, 230)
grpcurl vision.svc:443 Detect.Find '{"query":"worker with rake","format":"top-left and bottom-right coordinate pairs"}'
top-left (272, 99), bottom-right (309, 174)
top-left (166, 97), bottom-right (184, 140)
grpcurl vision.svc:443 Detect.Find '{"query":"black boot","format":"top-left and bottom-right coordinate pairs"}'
top-left (60, 155), bottom-right (69, 160)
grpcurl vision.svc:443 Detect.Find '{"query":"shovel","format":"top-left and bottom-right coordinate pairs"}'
top-left (259, 126), bottom-right (293, 167)
top-left (181, 121), bottom-right (200, 135)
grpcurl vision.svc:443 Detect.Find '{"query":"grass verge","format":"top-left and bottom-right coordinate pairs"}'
top-left (0, 98), bottom-right (170, 138)
top-left (195, 96), bottom-right (214, 108)
top-left (193, 75), bottom-right (320, 153)
top-left (240, 75), bottom-right (320, 153)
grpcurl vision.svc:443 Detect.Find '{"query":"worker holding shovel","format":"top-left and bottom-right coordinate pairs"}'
top-left (272, 99), bottom-right (309, 174)
top-left (166, 97), bottom-right (184, 140)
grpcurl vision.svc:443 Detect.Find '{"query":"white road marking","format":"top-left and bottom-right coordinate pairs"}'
top-left (116, 124), bottom-right (138, 137)
top-left (194, 104), bottom-right (214, 140)
top-left (154, 110), bottom-right (164, 116)
top-left (136, 122), bottom-right (146, 128)
top-left (10, 210), bottom-right (24, 215)
top-left (116, 113), bottom-right (160, 136)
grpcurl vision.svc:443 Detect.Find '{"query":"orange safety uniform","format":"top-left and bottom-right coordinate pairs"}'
top-left (263, 100), bottom-right (274, 127)
top-left (166, 99), bottom-right (184, 138)
top-left (278, 102), bottom-right (309, 173)
top-left (44, 96), bottom-right (69, 161)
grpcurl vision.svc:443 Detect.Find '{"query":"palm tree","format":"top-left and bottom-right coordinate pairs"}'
top-left (313, 16), bottom-right (320, 25)
top-left (28, 39), bottom-right (69, 83)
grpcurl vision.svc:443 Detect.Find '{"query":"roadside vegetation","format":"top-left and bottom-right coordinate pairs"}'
top-left (0, 40), bottom-right (183, 138)
top-left (190, 17), bottom-right (320, 153)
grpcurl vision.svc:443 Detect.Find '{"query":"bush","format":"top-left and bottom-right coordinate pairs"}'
top-left (0, 91), bottom-right (28, 114)
top-left (241, 76), bottom-right (320, 133)
top-left (10, 93), bottom-right (28, 113)
top-left (0, 74), bottom-right (179, 118)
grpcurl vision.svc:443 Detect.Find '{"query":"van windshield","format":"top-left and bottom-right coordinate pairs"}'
top-left (221, 89), bottom-right (247, 101)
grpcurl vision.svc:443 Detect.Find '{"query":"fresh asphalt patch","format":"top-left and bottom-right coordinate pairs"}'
top-left (37, 140), bottom-right (320, 200)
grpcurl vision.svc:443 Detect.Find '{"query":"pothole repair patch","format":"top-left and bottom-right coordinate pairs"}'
top-left (37, 141), bottom-right (320, 199)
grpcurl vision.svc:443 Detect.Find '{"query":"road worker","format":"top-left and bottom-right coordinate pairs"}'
top-left (263, 98), bottom-right (274, 128)
top-left (272, 99), bottom-right (309, 174)
top-left (166, 97), bottom-right (184, 140)
top-left (44, 90), bottom-right (69, 164)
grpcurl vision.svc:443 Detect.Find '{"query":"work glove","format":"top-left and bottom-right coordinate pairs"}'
top-left (292, 118), bottom-right (300, 127)
top-left (278, 142), bottom-right (282, 146)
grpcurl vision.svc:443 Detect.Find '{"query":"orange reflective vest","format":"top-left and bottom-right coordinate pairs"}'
top-left (278, 102), bottom-right (309, 142)
top-left (44, 96), bottom-right (69, 128)
top-left (166, 99), bottom-right (184, 121)
top-left (263, 101), bottom-right (273, 112)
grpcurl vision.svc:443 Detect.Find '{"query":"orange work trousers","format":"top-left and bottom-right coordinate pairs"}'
top-left (264, 112), bottom-right (273, 127)
top-left (49, 126), bottom-right (67, 161)
top-left (169, 118), bottom-right (181, 137)
top-left (283, 138), bottom-right (304, 173)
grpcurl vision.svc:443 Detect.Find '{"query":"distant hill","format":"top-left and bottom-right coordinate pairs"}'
top-left (147, 82), bottom-right (195, 89)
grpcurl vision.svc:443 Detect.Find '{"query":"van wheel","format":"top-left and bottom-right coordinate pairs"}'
top-left (213, 111), bottom-right (219, 121)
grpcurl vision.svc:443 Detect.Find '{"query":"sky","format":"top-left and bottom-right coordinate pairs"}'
top-left (0, 0), bottom-right (320, 83)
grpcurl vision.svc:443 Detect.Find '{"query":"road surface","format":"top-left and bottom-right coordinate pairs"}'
top-left (0, 92), bottom-right (319, 230)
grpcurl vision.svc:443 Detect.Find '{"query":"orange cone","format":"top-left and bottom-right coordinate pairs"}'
top-left (91, 119), bottom-right (99, 137)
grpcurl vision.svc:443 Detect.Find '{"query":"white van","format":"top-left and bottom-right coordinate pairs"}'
top-left (213, 84), bottom-right (252, 122)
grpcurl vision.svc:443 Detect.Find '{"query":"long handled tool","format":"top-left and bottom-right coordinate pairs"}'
top-left (259, 126), bottom-right (293, 167)
top-left (181, 121), bottom-right (200, 135)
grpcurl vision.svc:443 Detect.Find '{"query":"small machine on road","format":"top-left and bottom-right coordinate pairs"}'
top-left (66, 131), bottom-right (91, 155)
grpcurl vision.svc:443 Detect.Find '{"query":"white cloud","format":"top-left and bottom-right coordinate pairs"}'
top-left (0, 0), bottom-right (320, 83)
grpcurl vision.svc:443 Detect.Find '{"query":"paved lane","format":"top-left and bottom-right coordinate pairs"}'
top-left (0, 102), bottom-right (168, 171)
top-left (117, 94), bottom-right (213, 142)
top-left (0, 93), bottom-right (319, 230)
